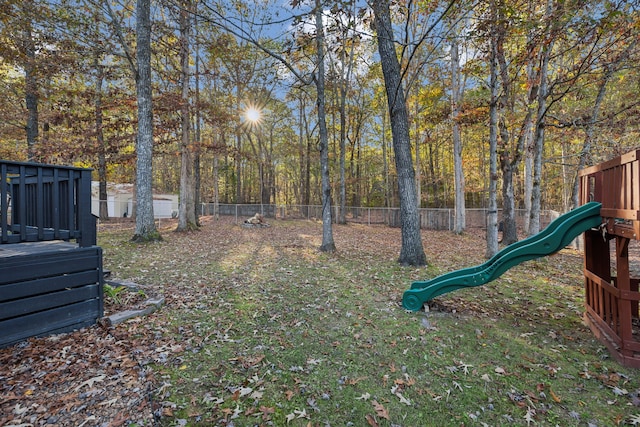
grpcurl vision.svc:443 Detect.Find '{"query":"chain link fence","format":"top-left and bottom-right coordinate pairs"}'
top-left (199, 203), bottom-right (557, 232)
top-left (92, 198), bottom-right (557, 232)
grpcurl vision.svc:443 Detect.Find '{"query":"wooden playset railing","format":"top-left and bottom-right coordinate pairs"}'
top-left (1, 160), bottom-right (96, 247)
top-left (580, 149), bottom-right (640, 368)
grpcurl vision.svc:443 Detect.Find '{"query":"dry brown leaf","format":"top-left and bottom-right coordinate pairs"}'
top-left (372, 400), bottom-right (389, 420)
top-left (365, 414), bottom-right (379, 427)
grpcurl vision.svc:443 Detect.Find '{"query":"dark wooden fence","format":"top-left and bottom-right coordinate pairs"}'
top-left (0, 160), bottom-right (102, 348)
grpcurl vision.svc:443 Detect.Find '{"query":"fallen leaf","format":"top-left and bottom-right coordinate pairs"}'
top-left (238, 386), bottom-right (253, 397)
top-left (365, 414), bottom-right (379, 427)
top-left (627, 413), bottom-right (640, 425)
top-left (259, 406), bottom-right (275, 420)
top-left (106, 413), bottom-right (126, 427)
top-left (74, 374), bottom-right (106, 391)
top-left (612, 386), bottom-right (628, 396)
top-left (100, 398), bottom-right (119, 407)
top-left (394, 391), bottom-right (411, 405)
top-left (524, 406), bottom-right (536, 426)
top-left (372, 400), bottom-right (389, 420)
top-left (77, 416), bottom-right (97, 427)
top-left (13, 403), bottom-right (28, 415)
top-left (250, 389), bottom-right (264, 400)
top-left (295, 408), bottom-right (309, 419)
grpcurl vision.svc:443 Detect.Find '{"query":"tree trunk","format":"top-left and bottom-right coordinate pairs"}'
top-left (132, 0), bottom-right (159, 242)
top-left (338, 30), bottom-right (355, 224)
top-left (176, 1), bottom-right (196, 232)
top-left (23, 9), bottom-right (38, 161)
top-left (94, 59), bottom-right (109, 220)
top-left (298, 96), bottom-right (305, 206)
top-left (372, 0), bottom-right (426, 266)
top-left (213, 136), bottom-right (220, 220)
top-left (499, 149), bottom-right (518, 245)
top-left (523, 15), bottom-right (539, 235)
top-left (451, 37), bottom-right (465, 234)
top-left (486, 1), bottom-right (500, 258)
top-left (498, 121), bottom-right (519, 245)
top-left (194, 5), bottom-right (201, 225)
top-left (235, 132), bottom-right (242, 203)
top-left (305, 115), bottom-right (311, 209)
top-left (529, 71), bottom-right (551, 233)
top-left (382, 112), bottom-right (390, 208)
top-left (528, 0), bottom-right (554, 236)
top-left (315, 0), bottom-right (335, 252)
top-left (414, 99), bottom-right (421, 209)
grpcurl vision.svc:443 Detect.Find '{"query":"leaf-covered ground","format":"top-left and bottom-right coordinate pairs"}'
top-left (2, 216), bottom-right (640, 426)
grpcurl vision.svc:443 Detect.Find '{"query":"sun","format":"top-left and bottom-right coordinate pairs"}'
top-left (245, 107), bottom-right (261, 123)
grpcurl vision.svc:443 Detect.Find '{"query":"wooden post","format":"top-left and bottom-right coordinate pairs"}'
top-left (616, 236), bottom-right (634, 358)
top-left (78, 169), bottom-right (96, 247)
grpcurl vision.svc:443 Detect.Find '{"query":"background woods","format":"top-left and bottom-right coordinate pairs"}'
top-left (0, 0), bottom-right (639, 244)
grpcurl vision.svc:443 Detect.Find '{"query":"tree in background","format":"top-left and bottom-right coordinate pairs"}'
top-left (314, 0), bottom-right (336, 252)
top-left (371, 0), bottom-right (426, 266)
top-left (132, 0), bottom-right (159, 241)
top-left (486, 0), bottom-right (500, 258)
top-left (449, 8), bottom-right (466, 234)
top-left (176, 0), bottom-right (198, 232)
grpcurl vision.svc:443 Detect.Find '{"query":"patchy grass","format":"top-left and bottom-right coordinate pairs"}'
top-left (98, 217), bottom-right (640, 426)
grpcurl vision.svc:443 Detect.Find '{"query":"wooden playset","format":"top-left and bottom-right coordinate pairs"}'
top-left (580, 149), bottom-right (640, 368)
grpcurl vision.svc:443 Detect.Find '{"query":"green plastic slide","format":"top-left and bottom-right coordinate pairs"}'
top-left (402, 202), bottom-right (602, 311)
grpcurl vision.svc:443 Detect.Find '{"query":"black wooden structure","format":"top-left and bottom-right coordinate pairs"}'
top-left (0, 160), bottom-right (103, 348)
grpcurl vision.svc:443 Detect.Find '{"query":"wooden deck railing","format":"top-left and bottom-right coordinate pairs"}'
top-left (1, 160), bottom-right (95, 247)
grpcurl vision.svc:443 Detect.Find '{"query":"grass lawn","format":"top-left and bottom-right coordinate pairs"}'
top-left (98, 216), bottom-right (640, 426)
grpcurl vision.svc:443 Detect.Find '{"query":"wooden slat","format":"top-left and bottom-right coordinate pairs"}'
top-left (634, 160), bottom-right (640, 214)
top-left (36, 168), bottom-right (44, 239)
top-left (0, 284), bottom-right (100, 320)
top-left (621, 339), bottom-right (640, 353)
top-left (0, 247), bottom-right (100, 285)
top-left (0, 300), bottom-right (101, 348)
top-left (1, 163), bottom-right (7, 243)
top-left (53, 168), bottom-right (60, 238)
top-left (16, 165), bottom-right (27, 238)
top-left (0, 270), bottom-right (99, 302)
top-left (579, 149), bottom-right (640, 177)
top-left (585, 306), bottom-right (623, 348)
